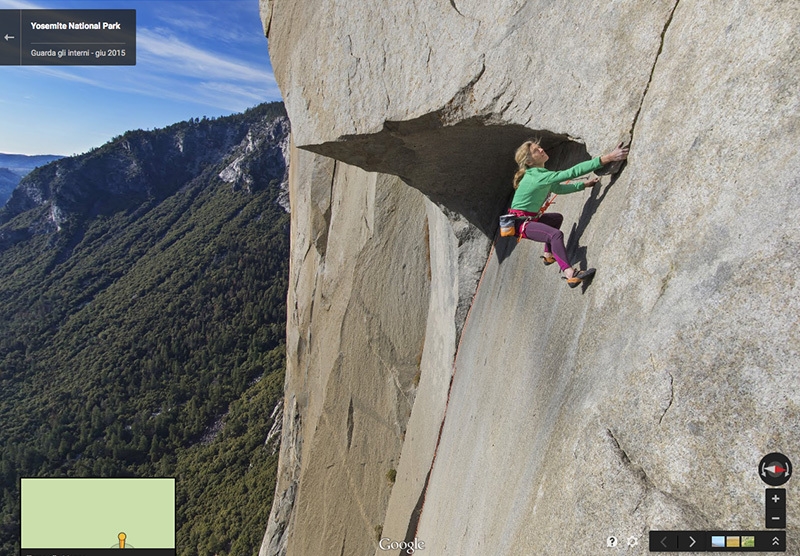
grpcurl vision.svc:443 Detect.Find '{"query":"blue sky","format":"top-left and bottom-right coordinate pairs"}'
top-left (0, 0), bottom-right (281, 155)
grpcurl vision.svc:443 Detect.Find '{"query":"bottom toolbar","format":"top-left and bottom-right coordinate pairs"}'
top-left (649, 530), bottom-right (785, 552)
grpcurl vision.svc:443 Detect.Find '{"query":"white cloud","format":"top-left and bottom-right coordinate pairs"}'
top-left (29, 66), bottom-right (107, 87)
top-left (197, 81), bottom-right (275, 107)
top-left (137, 28), bottom-right (274, 84)
top-left (27, 64), bottom-right (278, 112)
top-left (151, 2), bottom-right (264, 46)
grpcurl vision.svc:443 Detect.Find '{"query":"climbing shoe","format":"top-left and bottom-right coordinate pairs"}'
top-left (540, 254), bottom-right (556, 266)
top-left (562, 268), bottom-right (596, 288)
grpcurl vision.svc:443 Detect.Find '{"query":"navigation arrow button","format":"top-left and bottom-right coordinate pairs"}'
top-left (4, 34), bottom-right (15, 41)
top-left (649, 531), bottom-right (679, 551)
top-left (677, 531), bottom-right (707, 551)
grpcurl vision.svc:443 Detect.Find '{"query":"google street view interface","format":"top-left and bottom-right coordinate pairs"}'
top-left (1, 3), bottom-right (792, 556)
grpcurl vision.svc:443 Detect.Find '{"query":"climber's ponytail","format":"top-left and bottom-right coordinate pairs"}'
top-left (512, 139), bottom-right (540, 189)
top-left (513, 168), bottom-right (526, 190)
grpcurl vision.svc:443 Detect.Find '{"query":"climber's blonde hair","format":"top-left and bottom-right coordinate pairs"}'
top-left (513, 139), bottom-right (540, 189)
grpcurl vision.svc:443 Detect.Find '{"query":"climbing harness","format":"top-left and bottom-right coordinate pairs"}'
top-left (500, 193), bottom-right (557, 242)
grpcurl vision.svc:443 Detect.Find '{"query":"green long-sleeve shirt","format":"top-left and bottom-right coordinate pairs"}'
top-left (510, 157), bottom-right (603, 214)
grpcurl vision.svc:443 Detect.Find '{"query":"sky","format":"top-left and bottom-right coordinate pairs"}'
top-left (0, 0), bottom-right (281, 155)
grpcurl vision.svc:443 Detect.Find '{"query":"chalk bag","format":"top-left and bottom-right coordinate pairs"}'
top-left (499, 214), bottom-right (517, 237)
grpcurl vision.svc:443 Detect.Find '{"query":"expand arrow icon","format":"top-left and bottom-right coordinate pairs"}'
top-left (4, 34), bottom-right (14, 41)
top-left (688, 535), bottom-right (697, 548)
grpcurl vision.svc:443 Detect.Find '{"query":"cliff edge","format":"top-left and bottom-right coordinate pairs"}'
top-left (259, 1), bottom-right (799, 554)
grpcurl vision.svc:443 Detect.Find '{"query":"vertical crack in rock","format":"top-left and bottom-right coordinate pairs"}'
top-left (606, 427), bottom-right (653, 515)
top-left (402, 467), bottom-right (431, 548)
top-left (660, 374), bottom-right (675, 426)
top-left (338, 533), bottom-right (346, 556)
top-left (345, 35), bottom-right (361, 102)
top-left (629, 0), bottom-right (681, 142)
top-left (260, 0), bottom-right (274, 38)
top-left (345, 35), bottom-right (357, 62)
top-left (652, 354), bottom-right (675, 426)
top-left (346, 398), bottom-right (354, 450)
top-left (316, 160), bottom-right (336, 258)
top-left (423, 216), bottom-right (432, 281)
top-left (606, 429), bottom-right (650, 484)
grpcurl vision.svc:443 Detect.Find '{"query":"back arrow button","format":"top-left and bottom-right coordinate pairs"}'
top-left (649, 531), bottom-right (679, 551)
top-left (4, 34), bottom-right (15, 41)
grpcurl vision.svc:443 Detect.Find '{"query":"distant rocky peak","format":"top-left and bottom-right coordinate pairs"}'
top-left (0, 103), bottom-right (289, 230)
top-left (218, 116), bottom-right (290, 210)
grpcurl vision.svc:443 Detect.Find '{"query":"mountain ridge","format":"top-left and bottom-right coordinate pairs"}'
top-left (2, 105), bottom-right (288, 230)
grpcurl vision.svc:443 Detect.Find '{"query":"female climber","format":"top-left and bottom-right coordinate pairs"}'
top-left (509, 140), bottom-right (629, 287)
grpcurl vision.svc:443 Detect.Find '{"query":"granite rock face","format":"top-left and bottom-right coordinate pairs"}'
top-left (261, 0), bottom-right (799, 554)
top-left (259, 143), bottom-right (485, 556)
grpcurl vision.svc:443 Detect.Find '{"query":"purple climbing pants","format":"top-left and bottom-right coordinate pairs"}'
top-left (520, 213), bottom-right (571, 271)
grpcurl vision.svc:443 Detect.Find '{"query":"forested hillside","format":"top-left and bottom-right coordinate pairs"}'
top-left (0, 102), bottom-right (290, 555)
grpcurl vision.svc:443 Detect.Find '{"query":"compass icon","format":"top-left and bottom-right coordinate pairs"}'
top-left (759, 453), bottom-right (792, 486)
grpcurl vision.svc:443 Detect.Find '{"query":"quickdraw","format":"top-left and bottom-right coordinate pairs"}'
top-left (537, 193), bottom-right (557, 217)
